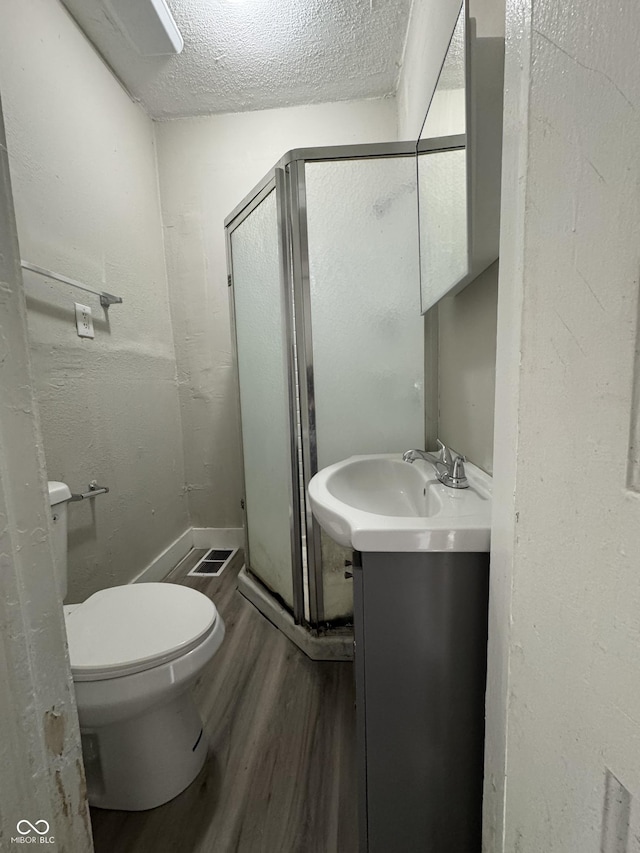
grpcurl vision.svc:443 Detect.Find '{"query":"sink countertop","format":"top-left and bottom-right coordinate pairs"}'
top-left (308, 453), bottom-right (492, 553)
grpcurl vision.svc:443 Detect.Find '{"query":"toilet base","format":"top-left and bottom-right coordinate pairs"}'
top-left (82, 691), bottom-right (208, 811)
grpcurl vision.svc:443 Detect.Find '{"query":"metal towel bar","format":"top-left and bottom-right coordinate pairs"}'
top-left (69, 481), bottom-right (110, 502)
top-left (21, 260), bottom-right (123, 308)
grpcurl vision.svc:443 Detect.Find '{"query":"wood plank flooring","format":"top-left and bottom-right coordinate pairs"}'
top-left (89, 550), bottom-right (358, 853)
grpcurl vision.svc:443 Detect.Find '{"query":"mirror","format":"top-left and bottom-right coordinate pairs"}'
top-left (421, 5), bottom-right (466, 139)
top-left (417, 3), bottom-right (469, 313)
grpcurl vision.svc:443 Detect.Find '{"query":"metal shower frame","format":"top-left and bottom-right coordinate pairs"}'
top-left (224, 138), bottom-right (464, 629)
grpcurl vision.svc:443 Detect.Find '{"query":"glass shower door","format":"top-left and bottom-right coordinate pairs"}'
top-left (228, 174), bottom-right (302, 617)
top-left (300, 154), bottom-right (424, 623)
top-left (228, 145), bottom-right (424, 633)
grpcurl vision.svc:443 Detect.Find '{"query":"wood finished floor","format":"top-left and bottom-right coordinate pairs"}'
top-left (90, 550), bottom-right (358, 853)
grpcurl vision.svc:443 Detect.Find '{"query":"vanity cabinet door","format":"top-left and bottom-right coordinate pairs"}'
top-left (356, 551), bottom-right (489, 853)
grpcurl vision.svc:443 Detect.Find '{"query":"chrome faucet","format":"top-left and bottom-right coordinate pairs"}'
top-left (402, 440), bottom-right (469, 489)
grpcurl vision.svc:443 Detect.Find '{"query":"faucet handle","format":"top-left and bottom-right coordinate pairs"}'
top-left (450, 455), bottom-right (468, 488)
top-left (437, 439), bottom-right (453, 466)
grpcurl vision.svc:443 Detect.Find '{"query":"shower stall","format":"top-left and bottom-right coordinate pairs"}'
top-left (225, 143), bottom-right (426, 654)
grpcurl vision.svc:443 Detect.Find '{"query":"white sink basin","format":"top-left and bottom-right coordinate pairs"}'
top-left (308, 453), bottom-right (491, 552)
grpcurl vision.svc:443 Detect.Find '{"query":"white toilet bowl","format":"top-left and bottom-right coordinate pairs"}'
top-left (47, 482), bottom-right (224, 810)
top-left (64, 582), bottom-right (225, 811)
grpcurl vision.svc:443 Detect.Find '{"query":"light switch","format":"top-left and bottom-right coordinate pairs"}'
top-left (75, 303), bottom-right (95, 338)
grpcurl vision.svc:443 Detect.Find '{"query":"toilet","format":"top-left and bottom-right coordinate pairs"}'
top-left (47, 481), bottom-right (225, 811)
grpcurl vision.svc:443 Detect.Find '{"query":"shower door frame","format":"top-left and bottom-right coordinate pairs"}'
top-left (226, 139), bottom-right (462, 630)
top-left (225, 170), bottom-right (305, 622)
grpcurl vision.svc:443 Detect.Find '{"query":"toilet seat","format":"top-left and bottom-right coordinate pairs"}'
top-left (65, 583), bottom-right (218, 681)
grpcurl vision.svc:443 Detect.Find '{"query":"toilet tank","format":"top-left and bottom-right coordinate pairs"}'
top-left (47, 481), bottom-right (71, 601)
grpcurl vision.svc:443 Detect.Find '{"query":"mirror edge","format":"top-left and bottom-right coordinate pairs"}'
top-left (417, 0), bottom-right (469, 315)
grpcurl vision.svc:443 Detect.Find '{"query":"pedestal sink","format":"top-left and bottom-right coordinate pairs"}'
top-left (308, 452), bottom-right (492, 853)
top-left (308, 452), bottom-right (492, 552)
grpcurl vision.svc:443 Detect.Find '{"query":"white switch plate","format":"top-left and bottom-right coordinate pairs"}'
top-left (75, 303), bottom-right (95, 338)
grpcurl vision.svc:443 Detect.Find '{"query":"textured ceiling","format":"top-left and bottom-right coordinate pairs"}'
top-left (61, 0), bottom-right (413, 119)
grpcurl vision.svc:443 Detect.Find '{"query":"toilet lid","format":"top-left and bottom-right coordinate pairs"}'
top-left (65, 583), bottom-right (217, 681)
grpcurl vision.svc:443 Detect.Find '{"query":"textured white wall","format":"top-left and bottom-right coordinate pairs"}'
top-left (0, 0), bottom-right (189, 602)
top-left (485, 0), bottom-right (640, 850)
top-left (0, 95), bottom-right (92, 850)
top-left (438, 262), bottom-right (498, 473)
top-left (155, 98), bottom-right (398, 529)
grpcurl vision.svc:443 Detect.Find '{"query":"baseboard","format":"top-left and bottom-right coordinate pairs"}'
top-left (131, 528), bottom-right (193, 585)
top-left (237, 567), bottom-right (354, 662)
top-left (132, 527), bottom-right (243, 585)
top-left (192, 527), bottom-right (244, 550)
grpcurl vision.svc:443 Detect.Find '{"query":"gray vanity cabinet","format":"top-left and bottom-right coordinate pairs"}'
top-left (353, 550), bottom-right (490, 853)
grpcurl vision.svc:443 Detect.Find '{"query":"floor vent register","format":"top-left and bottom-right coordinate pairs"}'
top-left (187, 548), bottom-right (238, 577)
